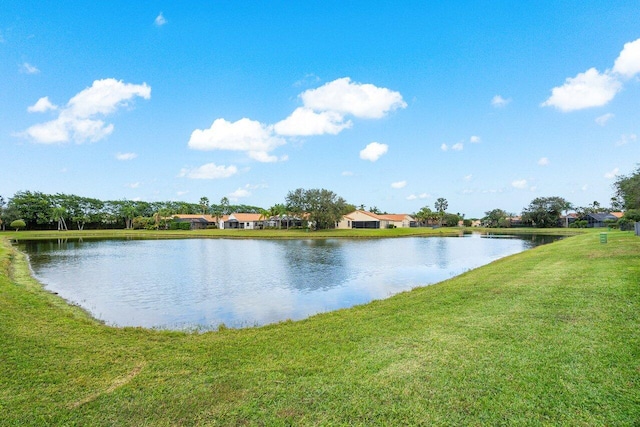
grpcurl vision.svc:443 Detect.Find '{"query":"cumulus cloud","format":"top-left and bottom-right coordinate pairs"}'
top-left (188, 77), bottom-right (405, 158)
top-left (469, 135), bottom-right (481, 143)
top-left (440, 143), bottom-right (448, 151)
top-left (512, 179), bottom-right (528, 189)
top-left (391, 180), bottom-right (407, 189)
top-left (125, 182), bottom-right (140, 188)
top-left (273, 107), bottom-right (351, 136)
top-left (342, 171), bottom-right (354, 176)
top-left (604, 168), bottom-right (619, 179)
top-left (595, 113), bottom-right (614, 126)
top-left (543, 38), bottom-right (640, 112)
top-left (359, 142), bottom-right (388, 162)
top-left (612, 38), bottom-right (640, 78)
top-left (188, 118), bottom-right (286, 162)
top-left (538, 157), bottom-right (549, 166)
top-left (116, 152), bottom-right (137, 161)
top-left (21, 62), bottom-right (39, 74)
top-left (228, 188), bottom-right (251, 200)
top-left (178, 163), bottom-right (238, 179)
top-left (541, 68), bottom-right (622, 112)
top-left (22, 79), bottom-right (150, 144)
top-left (154, 12), bottom-right (167, 26)
top-left (300, 77), bottom-right (406, 119)
top-left (464, 174), bottom-right (473, 181)
top-left (491, 95), bottom-right (511, 107)
top-left (27, 96), bottom-right (57, 113)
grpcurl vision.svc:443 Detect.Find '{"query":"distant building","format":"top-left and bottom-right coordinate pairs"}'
top-left (336, 211), bottom-right (416, 229)
top-left (172, 214), bottom-right (218, 230)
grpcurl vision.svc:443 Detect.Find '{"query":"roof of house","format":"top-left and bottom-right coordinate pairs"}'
top-left (173, 214), bottom-right (217, 222)
top-left (227, 213), bottom-right (263, 222)
top-left (343, 210), bottom-right (413, 222)
top-left (588, 212), bottom-right (619, 221)
top-left (610, 212), bottom-right (624, 218)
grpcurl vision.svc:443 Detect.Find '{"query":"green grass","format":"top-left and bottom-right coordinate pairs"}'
top-left (3, 226), bottom-right (584, 241)
top-left (1, 231), bottom-right (638, 425)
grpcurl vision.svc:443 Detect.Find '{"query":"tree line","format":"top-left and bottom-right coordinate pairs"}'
top-left (0, 191), bottom-right (262, 231)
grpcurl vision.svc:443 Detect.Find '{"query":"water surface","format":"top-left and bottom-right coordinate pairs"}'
top-left (15, 235), bottom-right (557, 330)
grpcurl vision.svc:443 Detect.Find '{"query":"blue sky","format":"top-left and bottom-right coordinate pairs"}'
top-left (1, 1), bottom-right (639, 217)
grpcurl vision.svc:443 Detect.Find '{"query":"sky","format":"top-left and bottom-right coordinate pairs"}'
top-left (1, 1), bottom-right (639, 218)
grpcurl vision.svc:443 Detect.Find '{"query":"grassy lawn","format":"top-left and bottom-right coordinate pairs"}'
top-left (1, 230), bottom-right (638, 425)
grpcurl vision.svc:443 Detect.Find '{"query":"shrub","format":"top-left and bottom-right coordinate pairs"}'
top-left (10, 219), bottom-right (26, 231)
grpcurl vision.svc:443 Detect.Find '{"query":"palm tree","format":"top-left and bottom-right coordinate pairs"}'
top-left (561, 201), bottom-right (574, 228)
top-left (51, 206), bottom-right (68, 231)
top-left (199, 197), bottom-right (210, 215)
top-left (435, 197), bottom-right (448, 226)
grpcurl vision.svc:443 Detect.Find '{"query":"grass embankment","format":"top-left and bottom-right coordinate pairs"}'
top-left (3, 226), bottom-right (584, 241)
top-left (1, 231), bottom-right (638, 425)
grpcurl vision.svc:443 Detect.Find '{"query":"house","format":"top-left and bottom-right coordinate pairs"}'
top-left (336, 211), bottom-right (415, 229)
top-left (172, 214), bottom-right (218, 230)
top-left (219, 213), bottom-right (265, 230)
top-left (585, 212), bottom-right (619, 228)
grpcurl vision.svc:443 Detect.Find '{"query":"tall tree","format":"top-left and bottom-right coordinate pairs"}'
top-left (199, 197), bottom-right (210, 215)
top-left (434, 197), bottom-right (448, 226)
top-left (613, 165), bottom-right (640, 210)
top-left (51, 206), bottom-right (68, 231)
top-left (483, 209), bottom-right (509, 228)
top-left (521, 196), bottom-right (568, 228)
top-left (220, 197), bottom-right (231, 215)
top-left (285, 188), bottom-right (348, 230)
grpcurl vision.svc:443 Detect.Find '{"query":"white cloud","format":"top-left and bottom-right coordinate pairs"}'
top-left (359, 142), bottom-right (388, 162)
top-left (512, 179), bottom-right (528, 189)
top-left (595, 113), bottom-right (614, 126)
top-left (612, 38), bottom-right (640, 78)
top-left (406, 193), bottom-right (430, 201)
top-left (300, 77), bottom-right (406, 119)
top-left (542, 68), bottom-right (621, 112)
top-left (440, 143), bottom-right (448, 151)
top-left (273, 107), bottom-right (351, 136)
top-left (176, 191), bottom-right (189, 196)
top-left (188, 118), bottom-right (286, 162)
top-left (538, 157), bottom-right (550, 166)
top-left (491, 95), bottom-right (511, 107)
top-left (22, 79), bottom-right (150, 144)
top-left (154, 12), bottom-right (167, 26)
top-left (581, 185), bottom-right (589, 192)
top-left (469, 135), bottom-right (481, 143)
top-left (342, 171), bottom-right (354, 176)
top-left (451, 142), bottom-right (464, 151)
top-left (116, 152), bottom-right (137, 161)
top-left (464, 174), bottom-right (473, 181)
top-left (178, 163), bottom-right (238, 179)
top-left (22, 62), bottom-right (39, 74)
top-left (615, 134), bottom-right (637, 146)
top-left (228, 188), bottom-right (251, 200)
top-left (27, 97), bottom-right (58, 113)
top-left (604, 168), bottom-right (619, 179)
top-left (125, 182), bottom-right (140, 188)
top-left (391, 180), bottom-right (407, 189)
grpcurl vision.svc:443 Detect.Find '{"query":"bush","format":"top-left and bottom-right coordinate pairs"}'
top-left (10, 219), bottom-right (26, 231)
top-left (169, 221), bottom-right (192, 230)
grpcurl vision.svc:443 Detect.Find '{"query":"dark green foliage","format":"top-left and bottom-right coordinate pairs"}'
top-left (286, 188), bottom-right (349, 229)
top-left (521, 196), bottom-right (568, 228)
top-left (613, 165), bottom-right (640, 210)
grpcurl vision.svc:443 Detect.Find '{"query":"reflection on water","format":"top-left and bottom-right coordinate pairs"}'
top-left (14, 235), bottom-right (559, 330)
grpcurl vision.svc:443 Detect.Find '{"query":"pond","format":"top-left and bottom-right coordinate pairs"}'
top-left (14, 234), bottom-right (559, 330)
